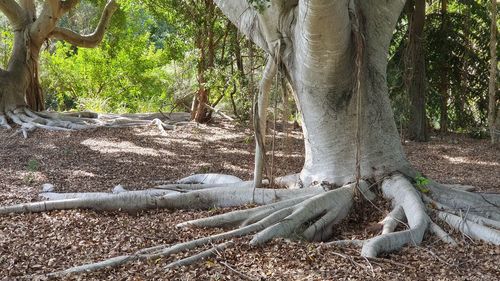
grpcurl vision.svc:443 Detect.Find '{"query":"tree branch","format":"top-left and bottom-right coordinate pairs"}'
top-left (19, 0), bottom-right (35, 21)
top-left (61, 0), bottom-right (79, 13)
top-left (0, 0), bottom-right (26, 28)
top-left (49, 0), bottom-right (118, 48)
top-left (360, 0), bottom-right (407, 51)
top-left (214, 0), bottom-right (270, 52)
top-left (294, 0), bottom-right (353, 86)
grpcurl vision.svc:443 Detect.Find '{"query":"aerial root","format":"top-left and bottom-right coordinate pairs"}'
top-left (437, 211), bottom-right (500, 245)
top-left (1, 107), bottom-right (181, 138)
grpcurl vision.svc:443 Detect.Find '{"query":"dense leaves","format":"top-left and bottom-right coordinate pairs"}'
top-left (389, 0), bottom-right (496, 136)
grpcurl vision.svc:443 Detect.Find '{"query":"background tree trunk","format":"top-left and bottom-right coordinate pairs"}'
top-left (439, 0), bottom-right (449, 133)
top-left (0, 0), bottom-right (118, 117)
top-left (489, 0), bottom-right (499, 144)
top-left (406, 0), bottom-right (428, 141)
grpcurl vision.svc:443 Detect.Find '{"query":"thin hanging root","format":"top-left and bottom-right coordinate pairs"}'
top-left (380, 205), bottom-right (406, 234)
top-left (164, 241), bottom-right (234, 269)
top-left (429, 221), bottom-right (457, 245)
top-left (437, 211), bottom-right (500, 245)
top-left (361, 175), bottom-right (429, 258)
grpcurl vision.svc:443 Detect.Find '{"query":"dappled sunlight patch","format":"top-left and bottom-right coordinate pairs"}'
top-left (442, 155), bottom-right (499, 167)
top-left (81, 138), bottom-right (175, 157)
top-left (71, 170), bottom-right (97, 178)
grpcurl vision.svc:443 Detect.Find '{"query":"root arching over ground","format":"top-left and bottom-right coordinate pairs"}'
top-left (0, 107), bottom-right (190, 138)
top-left (1, 171), bottom-right (499, 278)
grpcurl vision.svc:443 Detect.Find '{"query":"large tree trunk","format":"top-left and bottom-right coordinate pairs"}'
top-left (405, 0), bottom-right (428, 142)
top-left (282, 1), bottom-right (410, 187)
top-left (0, 28), bottom-right (42, 112)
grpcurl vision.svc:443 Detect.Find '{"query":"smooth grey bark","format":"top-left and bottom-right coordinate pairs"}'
top-left (229, 0), bottom-right (411, 187)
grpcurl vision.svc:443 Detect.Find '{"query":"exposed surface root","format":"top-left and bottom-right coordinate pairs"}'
top-left (428, 222), bottom-right (457, 245)
top-left (176, 174), bottom-right (243, 184)
top-left (0, 114), bottom-right (12, 129)
top-left (379, 205), bottom-right (406, 235)
top-left (1, 172), bottom-right (499, 277)
top-left (360, 175), bottom-right (429, 257)
top-left (0, 182), bottom-right (323, 215)
top-left (164, 241), bottom-right (234, 269)
top-left (437, 211), bottom-right (500, 245)
top-left (427, 181), bottom-right (500, 220)
top-left (0, 107), bottom-right (188, 137)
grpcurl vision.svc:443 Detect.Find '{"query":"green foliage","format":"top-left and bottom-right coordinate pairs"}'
top-left (248, 0), bottom-right (271, 12)
top-left (388, 0), bottom-right (496, 135)
top-left (41, 1), bottom-right (177, 113)
top-left (0, 22), bottom-right (13, 68)
top-left (415, 174), bottom-right (430, 193)
top-left (23, 159), bottom-right (40, 185)
top-left (26, 159), bottom-right (40, 173)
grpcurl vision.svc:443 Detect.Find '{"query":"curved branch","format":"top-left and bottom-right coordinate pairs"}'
top-left (360, 0), bottom-right (406, 50)
top-left (61, 0), bottom-right (79, 13)
top-left (294, 0), bottom-right (353, 86)
top-left (19, 0), bottom-right (35, 20)
top-left (49, 0), bottom-right (118, 48)
top-left (0, 0), bottom-right (26, 28)
top-left (214, 0), bottom-right (270, 52)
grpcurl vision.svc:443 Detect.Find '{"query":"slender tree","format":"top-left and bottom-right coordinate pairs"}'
top-left (406, 0), bottom-right (428, 141)
top-left (489, 0), bottom-right (499, 144)
top-left (1, 0), bottom-right (499, 276)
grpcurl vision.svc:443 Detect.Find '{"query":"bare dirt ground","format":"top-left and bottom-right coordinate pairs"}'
top-left (0, 120), bottom-right (499, 280)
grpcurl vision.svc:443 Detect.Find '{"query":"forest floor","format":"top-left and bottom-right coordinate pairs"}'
top-left (0, 119), bottom-right (499, 280)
